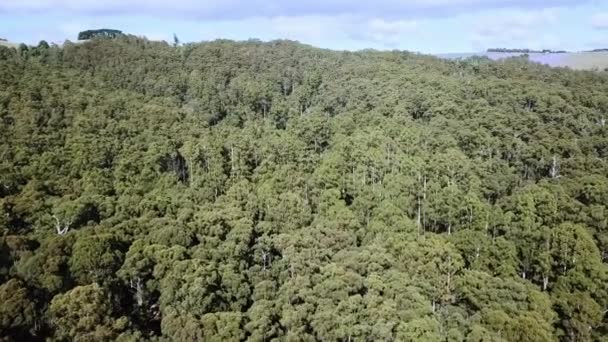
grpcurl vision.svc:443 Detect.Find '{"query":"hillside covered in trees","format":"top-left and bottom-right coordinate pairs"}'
top-left (1, 36), bottom-right (608, 341)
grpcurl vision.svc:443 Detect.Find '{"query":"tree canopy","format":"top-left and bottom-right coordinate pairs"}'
top-left (77, 29), bottom-right (123, 40)
top-left (0, 36), bottom-right (607, 341)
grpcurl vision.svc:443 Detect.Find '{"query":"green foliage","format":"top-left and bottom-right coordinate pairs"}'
top-left (15, 235), bottom-right (74, 294)
top-left (0, 279), bottom-right (36, 339)
top-left (77, 29), bottom-right (123, 40)
top-left (0, 37), bottom-right (607, 341)
top-left (69, 233), bottom-right (125, 285)
top-left (49, 283), bottom-right (127, 341)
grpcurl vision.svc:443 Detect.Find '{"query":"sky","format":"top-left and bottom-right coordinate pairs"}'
top-left (1, 0), bottom-right (608, 53)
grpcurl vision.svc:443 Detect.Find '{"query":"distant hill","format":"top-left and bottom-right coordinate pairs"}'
top-left (0, 39), bottom-right (18, 48)
top-left (440, 51), bottom-right (608, 70)
top-left (487, 48), bottom-right (567, 54)
top-left (559, 52), bottom-right (608, 70)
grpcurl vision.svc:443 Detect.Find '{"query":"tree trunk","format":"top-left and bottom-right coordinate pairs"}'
top-left (550, 155), bottom-right (559, 179)
top-left (417, 196), bottom-right (422, 234)
top-left (230, 146), bottom-right (235, 174)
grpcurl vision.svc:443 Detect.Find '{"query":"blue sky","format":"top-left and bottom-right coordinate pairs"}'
top-left (1, 0), bottom-right (607, 53)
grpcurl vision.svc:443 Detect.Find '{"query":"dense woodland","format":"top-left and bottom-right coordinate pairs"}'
top-left (1, 35), bottom-right (608, 341)
top-left (77, 29), bottom-right (124, 41)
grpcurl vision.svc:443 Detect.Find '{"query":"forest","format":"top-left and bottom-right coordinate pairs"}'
top-left (0, 35), bottom-right (607, 341)
top-left (77, 29), bottom-right (124, 41)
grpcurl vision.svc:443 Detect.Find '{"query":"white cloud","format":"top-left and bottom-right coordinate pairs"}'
top-left (359, 19), bottom-right (419, 46)
top-left (0, 0), bottom-right (592, 52)
top-left (266, 15), bottom-right (350, 42)
top-left (240, 15), bottom-right (419, 48)
top-left (0, 0), bottom-right (586, 19)
top-left (585, 37), bottom-right (608, 49)
top-left (469, 8), bottom-right (563, 50)
top-left (591, 12), bottom-right (608, 30)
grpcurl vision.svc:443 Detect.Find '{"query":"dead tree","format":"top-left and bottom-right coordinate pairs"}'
top-left (52, 215), bottom-right (71, 235)
top-left (261, 250), bottom-right (271, 271)
top-left (130, 277), bottom-right (144, 306)
top-left (550, 155), bottom-right (560, 179)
